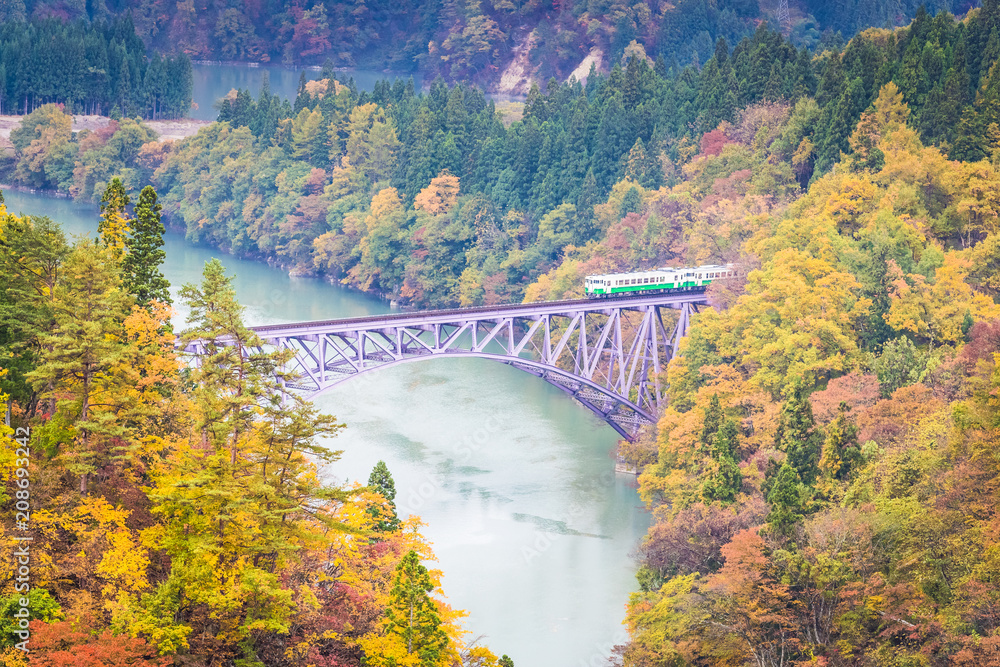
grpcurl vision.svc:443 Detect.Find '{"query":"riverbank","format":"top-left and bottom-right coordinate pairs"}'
top-left (0, 114), bottom-right (212, 142)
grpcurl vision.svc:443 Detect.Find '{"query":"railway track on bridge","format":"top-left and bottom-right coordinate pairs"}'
top-left (248, 290), bottom-right (709, 335)
top-left (188, 290), bottom-right (710, 440)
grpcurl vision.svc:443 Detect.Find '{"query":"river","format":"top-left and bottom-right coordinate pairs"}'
top-left (190, 63), bottom-right (424, 120)
top-left (2, 188), bottom-right (650, 666)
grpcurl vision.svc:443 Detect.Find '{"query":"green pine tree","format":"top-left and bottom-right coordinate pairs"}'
top-left (386, 550), bottom-right (450, 664)
top-left (699, 393), bottom-right (723, 452)
top-left (766, 463), bottom-right (803, 536)
top-left (775, 388), bottom-right (822, 484)
top-left (819, 402), bottom-right (862, 480)
top-left (712, 417), bottom-right (740, 460)
top-left (179, 259), bottom-right (291, 464)
top-left (702, 454), bottom-right (743, 505)
top-left (123, 185), bottom-right (171, 308)
top-left (26, 240), bottom-right (132, 494)
top-left (367, 459), bottom-right (402, 532)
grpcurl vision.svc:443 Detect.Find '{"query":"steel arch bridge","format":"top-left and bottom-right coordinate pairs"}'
top-left (187, 293), bottom-right (706, 440)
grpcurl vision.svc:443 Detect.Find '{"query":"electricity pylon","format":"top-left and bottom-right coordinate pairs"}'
top-left (777, 0), bottom-right (791, 32)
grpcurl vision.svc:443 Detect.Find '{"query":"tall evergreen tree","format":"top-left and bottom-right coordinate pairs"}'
top-left (367, 459), bottom-right (402, 532)
top-left (775, 388), bottom-right (822, 484)
top-left (122, 185), bottom-right (170, 308)
top-left (0, 213), bottom-right (68, 409)
top-left (699, 393), bottom-right (723, 452)
top-left (766, 462), bottom-right (803, 537)
top-left (386, 550), bottom-right (450, 664)
top-left (179, 259), bottom-right (290, 463)
top-left (26, 240), bottom-right (131, 494)
top-left (819, 402), bottom-right (862, 480)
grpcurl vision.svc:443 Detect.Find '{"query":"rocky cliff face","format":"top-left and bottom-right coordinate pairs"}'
top-left (494, 35), bottom-right (606, 96)
top-left (496, 32), bottom-right (539, 97)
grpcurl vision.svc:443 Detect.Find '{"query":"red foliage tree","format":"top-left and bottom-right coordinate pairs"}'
top-left (699, 129), bottom-right (733, 157)
top-left (28, 619), bottom-right (168, 667)
top-left (809, 372), bottom-right (880, 424)
top-left (640, 498), bottom-right (766, 576)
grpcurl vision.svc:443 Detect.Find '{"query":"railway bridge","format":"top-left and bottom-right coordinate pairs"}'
top-left (186, 293), bottom-right (708, 440)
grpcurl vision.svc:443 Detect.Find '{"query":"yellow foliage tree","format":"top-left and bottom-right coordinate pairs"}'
top-left (98, 178), bottom-right (132, 263)
top-left (414, 172), bottom-right (461, 215)
top-left (886, 252), bottom-right (1000, 344)
top-left (705, 249), bottom-right (869, 395)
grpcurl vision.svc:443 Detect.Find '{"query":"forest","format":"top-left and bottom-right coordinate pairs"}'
top-left (10, 4), bottom-right (1000, 307)
top-left (0, 0), bottom-right (981, 86)
top-left (0, 16), bottom-right (192, 118)
top-left (0, 180), bottom-right (511, 666)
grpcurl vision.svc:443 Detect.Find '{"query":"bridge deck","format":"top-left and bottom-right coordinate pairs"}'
top-left (250, 291), bottom-right (708, 336)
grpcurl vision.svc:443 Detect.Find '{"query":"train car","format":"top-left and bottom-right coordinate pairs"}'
top-left (584, 264), bottom-right (736, 298)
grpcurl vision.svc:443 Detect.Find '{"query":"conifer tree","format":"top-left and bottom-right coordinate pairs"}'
top-left (702, 454), bottom-right (743, 505)
top-left (0, 213), bottom-right (68, 406)
top-left (293, 71), bottom-right (311, 114)
top-left (819, 402), bottom-right (862, 480)
top-left (386, 550), bottom-right (449, 663)
top-left (98, 177), bottom-right (131, 263)
top-left (775, 388), bottom-right (822, 484)
top-left (179, 259), bottom-right (290, 463)
top-left (27, 240), bottom-right (132, 494)
top-left (123, 185), bottom-right (170, 308)
top-left (712, 418), bottom-right (740, 460)
top-left (702, 416), bottom-right (742, 505)
top-left (766, 463), bottom-right (803, 536)
top-left (367, 459), bottom-right (402, 532)
top-left (699, 393), bottom-right (723, 452)
top-left (137, 260), bottom-right (346, 652)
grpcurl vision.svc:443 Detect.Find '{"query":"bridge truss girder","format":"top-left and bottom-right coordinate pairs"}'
top-left (256, 299), bottom-right (702, 441)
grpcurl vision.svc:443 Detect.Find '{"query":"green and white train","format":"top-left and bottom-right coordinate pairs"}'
top-left (584, 264), bottom-right (736, 298)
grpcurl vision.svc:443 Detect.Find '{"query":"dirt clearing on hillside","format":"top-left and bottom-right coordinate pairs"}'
top-left (0, 115), bottom-right (212, 142)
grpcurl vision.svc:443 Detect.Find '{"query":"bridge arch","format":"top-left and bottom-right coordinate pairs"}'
top-left (300, 351), bottom-right (657, 441)
top-left (230, 294), bottom-right (707, 441)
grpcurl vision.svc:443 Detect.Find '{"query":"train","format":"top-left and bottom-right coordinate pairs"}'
top-left (584, 264), bottom-right (736, 298)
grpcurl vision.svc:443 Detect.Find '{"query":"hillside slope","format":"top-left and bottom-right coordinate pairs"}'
top-left (2, 0), bottom-right (982, 89)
